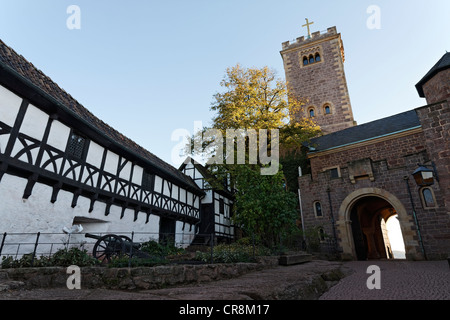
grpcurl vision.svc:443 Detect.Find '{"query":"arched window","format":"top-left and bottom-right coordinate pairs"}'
top-left (314, 201), bottom-right (322, 217)
top-left (315, 53), bottom-right (321, 62)
top-left (309, 55), bottom-right (314, 64)
top-left (309, 108), bottom-right (315, 118)
top-left (303, 56), bottom-right (308, 66)
top-left (420, 187), bottom-right (436, 208)
top-left (324, 105), bottom-right (331, 115)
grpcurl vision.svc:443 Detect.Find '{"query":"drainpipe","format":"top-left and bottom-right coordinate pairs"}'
top-left (326, 187), bottom-right (338, 253)
top-left (298, 167), bottom-right (306, 249)
top-left (403, 176), bottom-right (427, 260)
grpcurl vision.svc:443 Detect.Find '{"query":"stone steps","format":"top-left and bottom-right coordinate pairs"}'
top-left (278, 252), bottom-right (312, 266)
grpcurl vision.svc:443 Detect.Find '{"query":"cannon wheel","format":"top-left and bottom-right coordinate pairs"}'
top-left (92, 234), bottom-right (125, 263)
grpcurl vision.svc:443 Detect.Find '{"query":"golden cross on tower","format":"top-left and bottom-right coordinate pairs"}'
top-left (302, 18), bottom-right (314, 38)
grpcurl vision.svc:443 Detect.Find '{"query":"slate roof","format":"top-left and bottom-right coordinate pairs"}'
top-left (307, 109), bottom-right (421, 153)
top-left (416, 52), bottom-right (450, 97)
top-left (0, 39), bottom-right (200, 192)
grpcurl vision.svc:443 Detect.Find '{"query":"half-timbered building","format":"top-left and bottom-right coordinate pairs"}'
top-left (180, 157), bottom-right (235, 243)
top-left (0, 39), bottom-right (214, 249)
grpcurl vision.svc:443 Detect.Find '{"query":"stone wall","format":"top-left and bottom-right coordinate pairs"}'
top-left (2, 257), bottom-right (280, 291)
top-left (298, 111), bottom-right (450, 260)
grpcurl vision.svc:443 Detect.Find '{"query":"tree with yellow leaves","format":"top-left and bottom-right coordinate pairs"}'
top-left (189, 64), bottom-right (321, 247)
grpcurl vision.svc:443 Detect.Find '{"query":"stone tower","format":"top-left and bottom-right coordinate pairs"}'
top-left (280, 26), bottom-right (356, 134)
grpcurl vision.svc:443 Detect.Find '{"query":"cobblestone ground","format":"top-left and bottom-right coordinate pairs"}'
top-left (319, 260), bottom-right (450, 300)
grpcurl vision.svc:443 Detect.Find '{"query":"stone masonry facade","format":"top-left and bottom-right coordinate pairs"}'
top-left (281, 27), bottom-right (355, 134)
top-left (297, 59), bottom-right (450, 260)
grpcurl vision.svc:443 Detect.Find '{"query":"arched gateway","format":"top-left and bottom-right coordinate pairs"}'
top-left (337, 188), bottom-right (422, 260)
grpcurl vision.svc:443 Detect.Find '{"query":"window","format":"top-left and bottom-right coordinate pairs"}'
top-left (309, 108), bottom-right (315, 118)
top-left (315, 53), bottom-right (321, 62)
top-left (309, 55), bottom-right (314, 64)
top-left (324, 105), bottom-right (331, 115)
top-left (141, 170), bottom-right (154, 191)
top-left (329, 167), bottom-right (340, 179)
top-left (219, 198), bottom-right (225, 214)
top-left (314, 201), bottom-right (323, 217)
top-left (303, 56), bottom-right (308, 66)
top-left (67, 132), bottom-right (87, 159)
top-left (420, 187), bottom-right (437, 208)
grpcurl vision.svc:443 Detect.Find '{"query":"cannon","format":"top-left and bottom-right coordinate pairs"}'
top-left (85, 233), bottom-right (150, 262)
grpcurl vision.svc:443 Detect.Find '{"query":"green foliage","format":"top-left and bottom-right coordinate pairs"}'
top-left (195, 243), bottom-right (272, 264)
top-left (107, 255), bottom-right (169, 268)
top-left (232, 164), bottom-right (299, 247)
top-left (50, 247), bottom-right (98, 267)
top-left (1, 247), bottom-right (97, 268)
top-left (186, 64), bottom-right (321, 249)
top-left (140, 239), bottom-right (185, 257)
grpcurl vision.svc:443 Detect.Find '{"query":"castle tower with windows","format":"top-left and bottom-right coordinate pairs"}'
top-left (280, 26), bottom-right (356, 134)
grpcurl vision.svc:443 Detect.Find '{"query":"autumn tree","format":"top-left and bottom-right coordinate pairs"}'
top-left (189, 64), bottom-right (321, 247)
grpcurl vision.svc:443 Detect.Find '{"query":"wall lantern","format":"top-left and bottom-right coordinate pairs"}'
top-left (412, 163), bottom-right (439, 187)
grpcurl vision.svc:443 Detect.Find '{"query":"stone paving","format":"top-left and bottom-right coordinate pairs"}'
top-left (0, 259), bottom-right (448, 300)
top-left (319, 260), bottom-right (450, 300)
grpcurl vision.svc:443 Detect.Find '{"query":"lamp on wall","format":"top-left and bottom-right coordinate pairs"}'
top-left (412, 163), bottom-right (439, 187)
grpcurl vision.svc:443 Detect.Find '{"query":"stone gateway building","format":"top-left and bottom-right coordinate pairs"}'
top-left (283, 27), bottom-right (450, 260)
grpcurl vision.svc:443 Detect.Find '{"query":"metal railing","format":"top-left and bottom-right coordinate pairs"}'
top-left (0, 231), bottom-right (217, 266)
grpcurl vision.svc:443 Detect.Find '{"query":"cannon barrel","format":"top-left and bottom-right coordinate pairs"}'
top-left (84, 233), bottom-right (103, 240)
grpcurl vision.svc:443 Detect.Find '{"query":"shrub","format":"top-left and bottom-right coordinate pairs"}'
top-left (195, 243), bottom-right (271, 263)
top-left (1, 247), bottom-right (98, 268)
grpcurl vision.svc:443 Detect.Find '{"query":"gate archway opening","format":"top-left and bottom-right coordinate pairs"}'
top-left (350, 196), bottom-right (406, 260)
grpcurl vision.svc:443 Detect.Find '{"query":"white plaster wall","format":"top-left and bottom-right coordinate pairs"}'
top-left (19, 104), bottom-right (48, 141)
top-left (202, 189), bottom-right (213, 204)
top-left (0, 84), bottom-right (22, 127)
top-left (172, 184), bottom-right (179, 200)
top-left (154, 175), bottom-right (162, 193)
top-left (46, 120), bottom-right (70, 151)
top-left (162, 180), bottom-right (171, 197)
top-left (119, 161), bottom-right (132, 180)
top-left (85, 141), bottom-right (104, 168)
top-left (175, 221), bottom-right (195, 248)
top-left (131, 165), bottom-right (143, 185)
top-left (103, 151), bottom-right (119, 174)
top-left (0, 173), bottom-right (169, 257)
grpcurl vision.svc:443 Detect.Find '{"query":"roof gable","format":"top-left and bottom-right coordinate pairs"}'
top-left (416, 52), bottom-right (450, 97)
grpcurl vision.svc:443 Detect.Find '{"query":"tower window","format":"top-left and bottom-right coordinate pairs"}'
top-left (315, 53), bottom-right (321, 62)
top-left (314, 201), bottom-right (323, 217)
top-left (303, 56), bottom-right (308, 66)
top-left (309, 55), bottom-right (314, 64)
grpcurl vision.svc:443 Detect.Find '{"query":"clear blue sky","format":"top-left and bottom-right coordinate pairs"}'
top-left (1, 1), bottom-right (449, 167)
